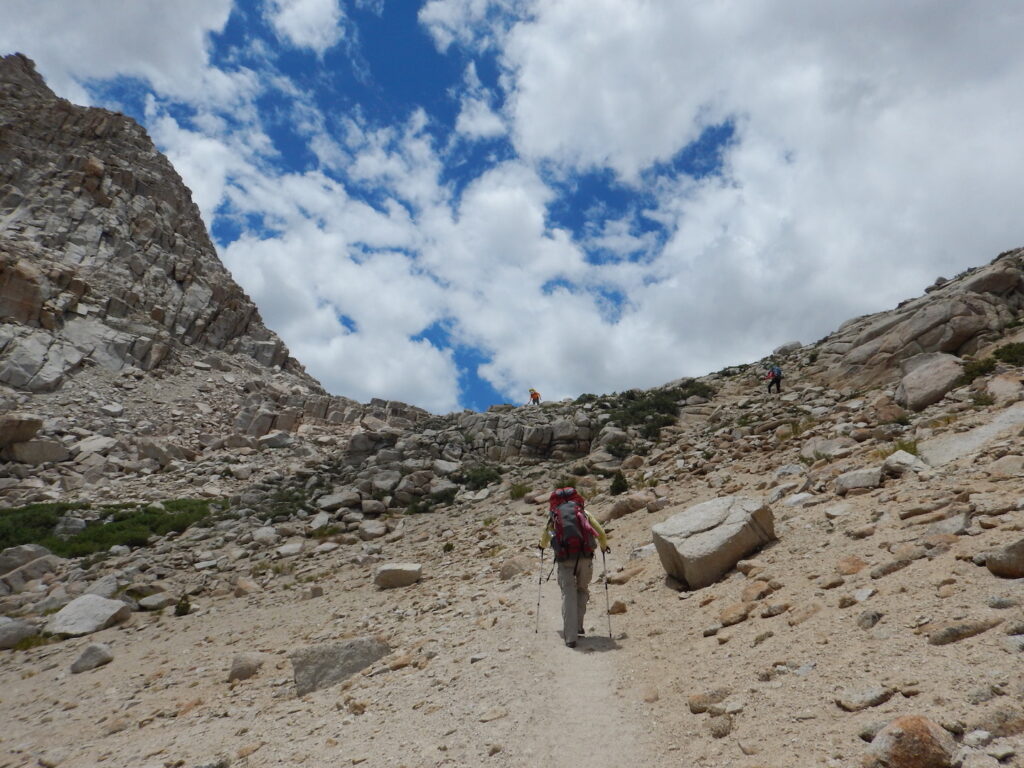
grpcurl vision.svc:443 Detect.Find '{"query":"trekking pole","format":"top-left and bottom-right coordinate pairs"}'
top-left (535, 547), bottom-right (544, 633)
top-left (601, 547), bottom-right (612, 639)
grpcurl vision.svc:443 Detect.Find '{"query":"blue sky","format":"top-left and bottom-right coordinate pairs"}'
top-left (4, 1), bottom-right (1024, 413)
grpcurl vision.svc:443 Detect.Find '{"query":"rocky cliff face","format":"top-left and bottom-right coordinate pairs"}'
top-left (0, 53), bottom-right (304, 389)
top-left (809, 249), bottom-right (1024, 387)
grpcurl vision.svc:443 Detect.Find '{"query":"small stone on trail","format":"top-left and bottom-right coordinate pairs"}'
top-left (70, 643), bottom-right (113, 673)
top-left (478, 706), bottom-right (507, 723)
top-left (374, 562), bottom-right (423, 589)
top-left (862, 715), bottom-right (957, 768)
top-left (836, 685), bottom-right (893, 712)
top-left (719, 602), bottom-right (753, 626)
top-left (857, 611), bottom-right (883, 630)
top-left (228, 653), bottom-right (265, 683)
top-left (688, 689), bottom-right (730, 714)
top-left (927, 618), bottom-right (1002, 646)
top-left (707, 714), bottom-right (733, 738)
top-left (608, 600), bottom-right (627, 614)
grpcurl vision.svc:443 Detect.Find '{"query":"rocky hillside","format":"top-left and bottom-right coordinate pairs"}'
top-left (1, 54), bottom-right (1024, 768)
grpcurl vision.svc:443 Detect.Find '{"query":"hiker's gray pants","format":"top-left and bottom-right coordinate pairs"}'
top-left (557, 557), bottom-right (593, 644)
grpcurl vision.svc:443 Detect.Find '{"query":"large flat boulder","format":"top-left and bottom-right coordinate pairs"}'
top-left (44, 594), bottom-right (131, 637)
top-left (894, 353), bottom-right (963, 411)
top-left (651, 496), bottom-right (775, 589)
top-left (290, 637), bottom-right (391, 696)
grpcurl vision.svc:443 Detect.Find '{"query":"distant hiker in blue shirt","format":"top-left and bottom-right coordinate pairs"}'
top-left (766, 363), bottom-right (783, 394)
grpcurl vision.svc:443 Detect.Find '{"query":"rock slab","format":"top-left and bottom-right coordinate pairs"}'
top-left (290, 637), bottom-right (391, 696)
top-left (70, 643), bottom-right (113, 673)
top-left (651, 496), bottom-right (775, 589)
top-left (44, 594), bottom-right (131, 637)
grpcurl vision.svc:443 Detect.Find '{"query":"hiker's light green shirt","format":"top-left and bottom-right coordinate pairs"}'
top-left (539, 510), bottom-right (608, 551)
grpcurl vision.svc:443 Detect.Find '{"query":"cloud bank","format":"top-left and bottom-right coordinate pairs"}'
top-left (4, 1), bottom-right (1024, 413)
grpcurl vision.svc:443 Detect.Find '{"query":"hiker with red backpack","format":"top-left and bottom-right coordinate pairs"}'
top-left (538, 487), bottom-right (609, 648)
top-left (765, 362), bottom-right (783, 394)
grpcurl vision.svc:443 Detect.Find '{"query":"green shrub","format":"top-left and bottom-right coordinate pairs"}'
top-left (174, 595), bottom-right (191, 617)
top-left (972, 392), bottom-right (996, 407)
top-left (0, 502), bottom-right (89, 550)
top-left (554, 476), bottom-right (578, 491)
top-left (574, 393), bottom-right (598, 404)
top-left (605, 437), bottom-right (632, 458)
top-left (893, 439), bottom-right (920, 455)
top-left (994, 342), bottom-right (1024, 366)
top-left (442, 541), bottom-right (454, 553)
top-left (958, 357), bottom-right (996, 385)
top-left (0, 499), bottom-right (216, 558)
top-left (456, 464), bottom-right (503, 490)
top-left (309, 525), bottom-right (343, 539)
top-left (430, 487), bottom-right (458, 506)
top-left (509, 483), bottom-right (529, 500)
top-left (875, 439), bottom-right (920, 459)
top-left (570, 465), bottom-right (589, 476)
top-left (609, 471), bottom-right (628, 495)
top-left (607, 380), bottom-right (714, 441)
top-left (404, 499), bottom-right (434, 515)
top-left (11, 634), bottom-right (51, 652)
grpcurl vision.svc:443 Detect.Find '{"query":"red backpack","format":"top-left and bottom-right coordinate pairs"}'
top-left (548, 487), bottom-right (597, 562)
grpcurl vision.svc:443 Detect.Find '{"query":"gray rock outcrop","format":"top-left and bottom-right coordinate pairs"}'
top-left (812, 250), bottom-right (1024, 388)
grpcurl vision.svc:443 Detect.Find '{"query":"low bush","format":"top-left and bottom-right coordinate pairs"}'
top-left (958, 357), bottom-right (996, 385)
top-left (994, 342), bottom-right (1024, 366)
top-left (456, 464), bottom-right (503, 490)
top-left (404, 499), bottom-right (434, 515)
top-left (0, 499), bottom-right (217, 558)
top-left (605, 437), bottom-right (632, 458)
top-left (875, 439), bottom-right (920, 459)
top-left (509, 483), bottom-right (529, 500)
top-left (174, 595), bottom-right (191, 617)
top-left (608, 380), bottom-right (716, 440)
top-left (430, 487), bottom-right (458, 506)
top-left (609, 471), bottom-right (628, 495)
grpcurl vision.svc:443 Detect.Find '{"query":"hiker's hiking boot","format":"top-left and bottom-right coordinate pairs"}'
top-left (566, 641), bottom-right (576, 648)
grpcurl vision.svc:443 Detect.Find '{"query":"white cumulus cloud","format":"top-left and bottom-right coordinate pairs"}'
top-left (264, 0), bottom-right (346, 55)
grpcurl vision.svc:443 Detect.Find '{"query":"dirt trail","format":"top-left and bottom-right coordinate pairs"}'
top-left (508, 567), bottom-right (659, 768)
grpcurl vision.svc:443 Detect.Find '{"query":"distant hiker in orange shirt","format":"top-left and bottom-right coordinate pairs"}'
top-left (529, 388), bottom-right (541, 405)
